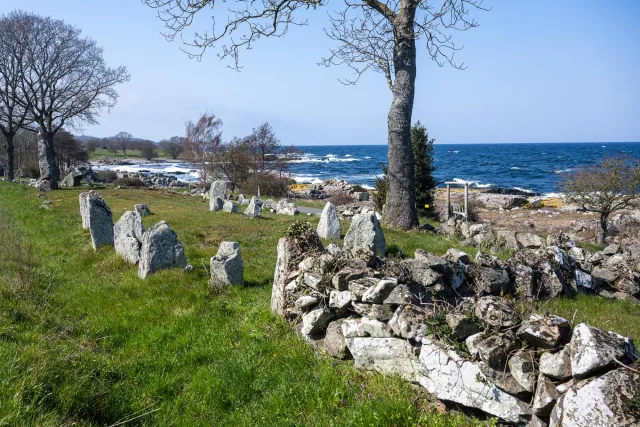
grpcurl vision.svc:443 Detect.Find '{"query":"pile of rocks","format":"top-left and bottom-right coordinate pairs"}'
top-left (270, 221), bottom-right (640, 425)
top-left (439, 217), bottom-right (640, 304)
top-left (79, 191), bottom-right (188, 279)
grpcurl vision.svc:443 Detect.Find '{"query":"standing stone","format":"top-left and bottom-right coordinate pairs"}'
top-left (209, 179), bottom-right (229, 201)
top-left (86, 194), bottom-right (114, 250)
top-left (343, 211), bottom-right (386, 266)
top-left (79, 191), bottom-right (103, 229)
top-left (134, 203), bottom-right (151, 216)
top-left (210, 196), bottom-right (224, 211)
top-left (210, 241), bottom-right (244, 286)
top-left (114, 211), bottom-right (145, 264)
top-left (317, 202), bottom-right (341, 239)
top-left (61, 170), bottom-right (83, 187)
top-left (244, 196), bottom-right (262, 218)
top-left (275, 199), bottom-right (298, 215)
top-left (222, 200), bottom-right (238, 213)
top-left (138, 221), bottom-right (187, 280)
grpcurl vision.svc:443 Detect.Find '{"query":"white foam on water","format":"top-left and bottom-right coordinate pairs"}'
top-left (452, 178), bottom-right (492, 188)
top-left (510, 167), bottom-right (521, 170)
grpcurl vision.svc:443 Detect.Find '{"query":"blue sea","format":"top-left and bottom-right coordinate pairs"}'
top-left (288, 142), bottom-right (640, 195)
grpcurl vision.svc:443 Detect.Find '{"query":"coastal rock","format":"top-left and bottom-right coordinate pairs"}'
top-left (86, 193), bottom-right (114, 250)
top-left (569, 323), bottom-right (638, 379)
top-left (244, 196), bottom-right (262, 218)
top-left (474, 296), bottom-right (521, 329)
top-left (138, 221), bottom-right (187, 280)
top-left (114, 210), bottom-right (144, 264)
top-left (550, 365), bottom-right (640, 426)
top-left (474, 193), bottom-right (528, 210)
top-left (317, 202), bottom-right (341, 239)
top-left (222, 200), bottom-right (238, 213)
top-left (343, 211), bottom-right (386, 266)
top-left (210, 241), bottom-right (244, 286)
top-left (346, 337), bottom-right (420, 382)
top-left (418, 337), bottom-right (530, 424)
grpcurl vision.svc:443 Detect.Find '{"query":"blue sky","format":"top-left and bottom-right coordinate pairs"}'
top-left (3, 0), bottom-right (639, 145)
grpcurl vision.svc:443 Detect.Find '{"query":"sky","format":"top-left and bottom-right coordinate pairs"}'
top-left (2, 0), bottom-right (639, 145)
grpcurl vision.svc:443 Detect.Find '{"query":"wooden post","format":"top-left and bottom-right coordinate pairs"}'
top-left (464, 182), bottom-right (469, 221)
top-left (446, 183), bottom-right (451, 220)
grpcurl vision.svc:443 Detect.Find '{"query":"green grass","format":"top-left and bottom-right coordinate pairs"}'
top-left (0, 182), bottom-right (494, 426)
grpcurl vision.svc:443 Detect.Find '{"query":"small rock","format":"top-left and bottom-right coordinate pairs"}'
top-left (388, 305), bottom-right (430, 340)
top-left (328, 290), bottom-right (352, 311)
top-left (533, 373), bottom-right (560, 417)
top-left (516, 314), bottom-right (571, 349)
top-left (323, 320), bottom-right (349, 359)
top-left (475, 331), bottom-right (518, 370)
top-left (210, 241), bottom-right (244, 286)
top-left (508, 349), bottom-right (537, 393)
top-left (361, 278), bottom-right (398, 303)
top-left (303, 272), bottom-right (326, 291)
top-left (445, 312), bottom-right (481, 341)
top-left (295, 295), bottom-right (321, 310)
top-left (361, 317), bottom-right (393, 337)
top-left (539, 347), bottom-right (572, 381)
top-left (474, 296), bottom-right (521, 329)
top-left (301, 306), bottom-right (334, 335)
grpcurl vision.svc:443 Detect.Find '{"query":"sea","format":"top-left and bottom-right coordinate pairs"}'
top-left (96, 142), bottom-right (640, 197)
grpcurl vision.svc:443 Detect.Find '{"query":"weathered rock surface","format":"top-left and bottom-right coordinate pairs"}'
top-left (61, 170), bottom-right (83, 187)
top-left (79, 191), bottom-right (103, 229)
top-left (550, 366), bottom-right (640, 426)
top-left (346, 337), bottom-right (420, 382)
top-left (474, 296), bottom-right (521, 329)
top-left (86, 193), bottom-right (114, 250)
top-left (343, 211), bottom-right (386, 265)
top-left (470, 265), bottom-right (510, 295)
top-left (244, 196), bottom-right (262, 218)
top-left (210, 196), bottom-right (224, 211)
top-left (508, 349), bottom-right (537, 393)
top-left (539, 347), bottom-right (572, 380)
top-left (135, 203), bottom-right (151, 216)
top-left (114, 210), bottom-right (144, 264)
top-left (517, 314), bottom-right (571, 349)
top-left (209, 180), bottom-right (229, 201)
top-left (361, 278), bottom-right (398, 303)
top-left (445, 312), bottom-right (481, 340)
top-left (569, 323), bottom-right (638, 379)
top-left (389, 305), bottom-right (430, 341)
top-left (275, 199), bottom-right (298, 216)
top-left (222, 200), bottom-right (238, 213)
top-left (210, 241), bottom-right (244, 286)
top-left (323, 320), bottom-right (349, 359)
top-left (138, 221), bottom-right (187, 279)
top-left (517, 232), bottom-right (544, 249)
top-left (533, 373), bottom-right (560, 416)
top-left (418, 337), bottom-right (530, 424)
top-left (475, 331), bottom-right (517, 370)
top-left (317, 202), bottom-right (341, 239)
top-left (302, 306), bottom-right (333, 335)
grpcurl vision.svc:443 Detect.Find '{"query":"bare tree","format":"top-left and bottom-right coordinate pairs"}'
top-left (213, 136), bottom-right (253, 190)
top-left (248, 122), bottom-right (280, 172)
top-left (144, 0), bottom-right (486, 229)
top-left (15, 12), bottom-right (129, 190)
top-left (160, 135), bottom-right (185, 159)
top-left (275, 145), bottom-right (301, 178)
top-left (113, 131), bottom-right (133, 157)
top-left (562, 156), bottom-right (640, 245)
top-left (0, 11), bottom-right (32, 182)
top-left (140, 141), bottom-right (158, 160)
top-left (184, 112), bottom-right (223, 186)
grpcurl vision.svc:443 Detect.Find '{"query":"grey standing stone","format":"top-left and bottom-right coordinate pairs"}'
top-left (317, 202), bottom-right (341, 239)
top-left (79, 191), bottom-right (103, 229)
top-left (209, 180), bottom-right (229, 201)
top-left (210, 196), bottom-right (224, 212)
top-left (114, 211), bottom-right (145, 264)
top-left (86, 194), bottom-right (114, 250)
top-left (222, 200), bottom-right (238, 213)
top-left (244, 196), bottom-right (262, 218)
top-left (138, 221), bottom-right (187, 280)
top-left (61, 170), bottom-right (83, 187)
top-left (210, 241), bottom-right (244, 286)
top-left (342, 211), bottom-right (386, 266)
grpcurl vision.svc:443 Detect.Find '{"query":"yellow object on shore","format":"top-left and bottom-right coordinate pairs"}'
top-left (289, 183), bottom-right (310, 192)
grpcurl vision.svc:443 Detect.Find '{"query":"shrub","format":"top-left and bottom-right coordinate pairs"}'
top-left (115, 177), bottom-right (146, 188)
top-left (94, 170), bottom-right (118, 183)
top-left (240, 173), bottom-right (294, 197)
top-left (20, 166), bottom-right (40, 179)
top-left (328, 194), bottom-right (354, 206)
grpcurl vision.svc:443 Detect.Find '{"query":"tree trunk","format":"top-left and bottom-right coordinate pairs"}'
top-left (596, 213), bottom-right (607, 245)
top-left (382, 4), bottom-right (418, 230)
top-left (37, 128), bottom-right (60, 190)
top-left (5, 133), bottom-right (15, 181)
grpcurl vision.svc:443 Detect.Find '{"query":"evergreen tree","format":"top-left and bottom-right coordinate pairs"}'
top-left (375, 121), bottom-right (437, 219)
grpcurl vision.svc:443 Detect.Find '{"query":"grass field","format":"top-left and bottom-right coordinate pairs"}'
top-left (0, 181), bottom-right (638, 426)
top-left (89, 148), bottom-right (173, 161)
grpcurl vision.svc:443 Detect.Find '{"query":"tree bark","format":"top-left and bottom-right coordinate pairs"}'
top-left (5, 133), bottom-right (15, 181)
top-left (37, 128), bottom-right (60, 190)
top-left (596, 213), bottom-right (608, 245)
top-left (382, 2), bottom-right (418, 230)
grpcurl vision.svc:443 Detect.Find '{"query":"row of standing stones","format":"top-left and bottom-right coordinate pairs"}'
top-left (78, 190), bottom-right (245, 285)
top-left (271, 212), bottom-right (640, 426)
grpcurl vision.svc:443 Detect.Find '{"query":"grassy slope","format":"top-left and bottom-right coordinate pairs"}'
top-left (0, 183), bottom-right (638, 426)
top-left (89, 148), bottom-right (172, 161)
top-left (0, 183), bottom-right (490, 427)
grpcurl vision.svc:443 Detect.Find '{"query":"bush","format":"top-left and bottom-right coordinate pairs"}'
top-left (328, 194), bottom-right (354, 206)
top-left (240, 173), bottom-right (294, 197)
top-left (20, 166), bottom-right (40, 179)
top-left (115, 177), bottom-right (146, 188)
top-left (94, 170), bottom-right (118, 183)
